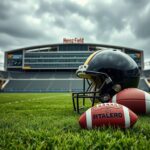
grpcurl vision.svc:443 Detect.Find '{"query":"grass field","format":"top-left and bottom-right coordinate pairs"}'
top-left (0, 93), bottom-right (150, 150)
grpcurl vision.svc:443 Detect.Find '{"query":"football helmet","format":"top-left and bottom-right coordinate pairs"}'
top-left (72, 49), bottom-right (140, 111)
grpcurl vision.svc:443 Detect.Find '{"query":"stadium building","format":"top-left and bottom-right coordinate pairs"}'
top-left (0, 39), bottom-right (146, 92)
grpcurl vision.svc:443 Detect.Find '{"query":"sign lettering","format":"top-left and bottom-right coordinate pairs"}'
top-left (63, 38), bottom-right (84, 44)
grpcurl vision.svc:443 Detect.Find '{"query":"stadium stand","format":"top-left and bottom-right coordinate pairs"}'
top-left (1, 70), bottom-right (83, 92)
top-left (138, 78), bottom-right (150, 92)
top-left (7, 71), bottom-right (74, 79)
top-left (1, 70), bottom-right (85, 92)
top-left (143, 70), bottom-right (150, 78)
top-left (0, 71), bottom-right (8, 79)
top-left (0, 71), bottom-right (8, 91)
top-left (2, 43), bottom-right (145, 93)
top-left (0, 81), bottom-right (3, 90)
top-left (3, 79), bottom-right (83, 92)
top-left (1, 69), bottom-right (150, 92)
top-left (37, 71), bottom-right (78, 79)
top-left (136, 69), bottom-right (150, 92)
top-left (1, 68), bottom-right (149, 92)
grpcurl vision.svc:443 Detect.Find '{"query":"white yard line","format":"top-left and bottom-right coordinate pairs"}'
top-left (8, 78), bottom-right (82, 80)
top-left (1, 96), bottom-right (55, 105)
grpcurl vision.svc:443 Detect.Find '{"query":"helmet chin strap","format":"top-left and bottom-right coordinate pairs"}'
top-left (98, 78), bottom-right (112, 102)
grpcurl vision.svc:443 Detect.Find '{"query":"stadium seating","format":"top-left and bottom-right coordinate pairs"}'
top-left (138, 78), bottom-right (150, 92)
top-left (143, 70), bottom-right (150, 78)
top-left (1, 70), bottom-right (150, 93)
top-left (6, 71), bottom-right (76, 79)
top-left (0, 71), bottom-right (8, 79)
top-left (1, 70), bottom-right (85, 92)
top-left (3, 79), bottom-right (83, 92)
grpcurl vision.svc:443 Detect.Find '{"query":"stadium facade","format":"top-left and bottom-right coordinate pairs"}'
top-left (0, 42), bottom-right (146, 92)
top-left (4, 43), bottom-right (144, 71)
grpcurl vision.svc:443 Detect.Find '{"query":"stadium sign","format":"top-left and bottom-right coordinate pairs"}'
top-left (63, 38), bottom-right (84, 44)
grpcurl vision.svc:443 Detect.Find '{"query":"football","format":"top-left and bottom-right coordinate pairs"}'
top-left (79, 103), bottom-right (138, 129)
top-left (110, 88), bottom-right (150, 114)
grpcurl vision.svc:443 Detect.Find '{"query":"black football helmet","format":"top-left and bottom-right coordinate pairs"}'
top-left (72, 49), bottom-right (140, 112)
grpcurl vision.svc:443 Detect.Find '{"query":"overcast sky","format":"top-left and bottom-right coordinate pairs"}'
top-left (0, 0), bottom-right (150, 69)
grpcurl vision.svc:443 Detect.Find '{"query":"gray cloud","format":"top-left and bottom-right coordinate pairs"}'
top-left (0, 17), bottom-right (43, 39)
top-left (0, 0), bottom-right (150, 62)
top-left (131, 9), bottom-right (150, 39)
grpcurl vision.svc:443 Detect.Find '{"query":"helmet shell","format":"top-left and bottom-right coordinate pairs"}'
top-left (86, 50), bottom-right (140, 88)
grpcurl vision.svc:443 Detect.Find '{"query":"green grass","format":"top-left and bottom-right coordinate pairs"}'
top-left (0, 93), bottom-right (150, 150)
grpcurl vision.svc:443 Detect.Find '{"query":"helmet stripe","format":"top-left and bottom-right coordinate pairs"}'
top-left (84, 50), bottom-right (100, 65)
top-left (86, 108), bottom-right (92, 129)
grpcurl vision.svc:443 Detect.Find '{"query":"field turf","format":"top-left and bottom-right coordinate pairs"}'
top-left (0, 93), bottom-right (150, 150)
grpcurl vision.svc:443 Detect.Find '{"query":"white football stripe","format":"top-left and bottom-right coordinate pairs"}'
top-left (96, 104), bottom-right (100, 107)
top-left (86, 108), bottom-right (92, 129)
top-left (112, 95), bottom-right (117, 103)
top-left (145, 92), bottom-right (150, 114)
top-left (123, 106), bottom-right (130, 128)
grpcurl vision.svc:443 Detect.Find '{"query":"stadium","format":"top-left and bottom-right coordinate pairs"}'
top-left (1, 41), bottom-right (150, 149)
top-left (0, 41), bottom-right (148, 92)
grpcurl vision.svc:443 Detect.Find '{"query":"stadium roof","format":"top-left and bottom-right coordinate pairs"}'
top-left (6, 43), bottom-right (143, 53)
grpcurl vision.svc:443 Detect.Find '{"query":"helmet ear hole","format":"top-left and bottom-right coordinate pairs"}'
top-left (112, 84), bottom-right (122, 92)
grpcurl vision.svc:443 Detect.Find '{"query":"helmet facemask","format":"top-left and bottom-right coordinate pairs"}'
top-left (86, 77), bottom-right (106, 103)
top-left (76, 65), bottom-right (114, 103)
top-left (86, 74), bottom-right (114, 103)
